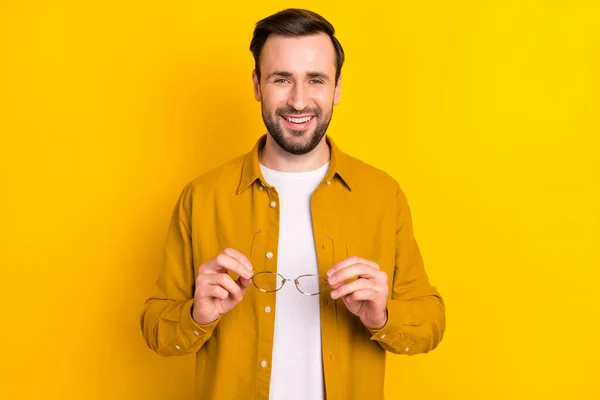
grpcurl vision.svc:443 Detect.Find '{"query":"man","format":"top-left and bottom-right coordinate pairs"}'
top-left (140, 8), bottom-right (445, 400)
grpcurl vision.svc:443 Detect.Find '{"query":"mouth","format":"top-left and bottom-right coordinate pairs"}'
top-left (280, 115), bottom-right (315, 130)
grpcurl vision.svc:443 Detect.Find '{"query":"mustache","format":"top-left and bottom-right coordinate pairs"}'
top-left (276, 107), bottom-right (322, 117)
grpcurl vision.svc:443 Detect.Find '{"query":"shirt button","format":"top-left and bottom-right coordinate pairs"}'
top-left (260, 360), bottom-right (268, 368)
top-left (380, 334), bottom-right (386, 339)
top-left (193, 330), bottom-right (200, 336)
top-left (264, 306), bottom-right (271, 313)
top-left (405, 347), bottom-right (410, 352)
top-left (270, 201), bottom-right (277, 208)
top-left (175, 345), bottom-right (181, 350)
top-left (326, 180), bottom-right (331, 185)
top-left (258, 186), bottom-right (264, 191)
top-left (266, 252), bottom-right (273, 259)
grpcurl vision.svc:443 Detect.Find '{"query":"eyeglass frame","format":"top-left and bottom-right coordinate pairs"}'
top-left (248, 229), bottom-right (336, 296)
top-left (250, 271), bottom-right (328, 296)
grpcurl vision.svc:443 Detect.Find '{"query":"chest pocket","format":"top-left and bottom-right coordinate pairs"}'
top-left (346, 240), bottom-right (395, 280)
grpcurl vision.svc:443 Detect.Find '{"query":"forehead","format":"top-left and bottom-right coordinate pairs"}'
top-left (260, 33), bottom-right (336, 75)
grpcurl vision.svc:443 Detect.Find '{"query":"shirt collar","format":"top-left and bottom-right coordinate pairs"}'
top-left (236, 134), bottom-right (353, 195)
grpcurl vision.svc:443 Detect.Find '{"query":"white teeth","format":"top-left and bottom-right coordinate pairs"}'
top-left (285, 116), bottom-right (312, 124)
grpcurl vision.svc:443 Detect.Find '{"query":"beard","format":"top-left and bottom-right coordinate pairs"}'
top-left (261, 102), bottom-right (334, 155)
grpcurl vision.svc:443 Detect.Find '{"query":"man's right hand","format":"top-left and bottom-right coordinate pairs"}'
top-left (191, 248), bottom-right (254, 325)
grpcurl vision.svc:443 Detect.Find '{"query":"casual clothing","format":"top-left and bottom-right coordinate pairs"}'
top-left (140, 134), bottom-right (446, 400)
top-left (260, 162), bottom-right (329, 400)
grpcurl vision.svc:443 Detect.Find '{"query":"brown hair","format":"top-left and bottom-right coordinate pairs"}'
top-left (249, 8), bottom-right (345, 85)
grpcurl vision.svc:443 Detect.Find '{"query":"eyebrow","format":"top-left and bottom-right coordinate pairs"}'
top-left (267, 71), bottom-right (331, 81)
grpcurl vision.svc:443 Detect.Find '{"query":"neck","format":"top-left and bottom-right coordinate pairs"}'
top-left (259, 135), bottom-right (330, 172)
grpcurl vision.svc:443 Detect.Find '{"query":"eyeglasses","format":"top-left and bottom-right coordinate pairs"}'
top-left (248, 230), bottom-right (335, 296)
top-left (251, 271), bottom-right (328, 296)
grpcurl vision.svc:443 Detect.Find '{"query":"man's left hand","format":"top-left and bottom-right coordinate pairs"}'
top-left (327, 256), bottom-right (389, 330)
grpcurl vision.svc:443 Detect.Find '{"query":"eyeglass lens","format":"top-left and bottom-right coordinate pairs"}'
top-left (252, 272), bottom-right (327, 295)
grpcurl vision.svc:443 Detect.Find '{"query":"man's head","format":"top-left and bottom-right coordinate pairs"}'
top-left (250, 9), bottom-right (345, 155)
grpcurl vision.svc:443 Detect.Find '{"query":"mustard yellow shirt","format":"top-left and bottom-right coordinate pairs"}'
top-left (140, 135), bottom-right (445, 400)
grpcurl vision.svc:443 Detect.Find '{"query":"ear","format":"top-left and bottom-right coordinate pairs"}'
top-left (333, 74), bottom-right (342, 105)
top-left (252, 70), bottom-right (262, 102)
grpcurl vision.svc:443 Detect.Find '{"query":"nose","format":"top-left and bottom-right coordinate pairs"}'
top-left (287, 83), bottom-right (308, 111)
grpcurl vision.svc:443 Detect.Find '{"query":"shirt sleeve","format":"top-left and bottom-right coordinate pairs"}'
top-left (139, 183), bottom-right (220, 357)
top-left (367, 183), bottom-right (446, 355)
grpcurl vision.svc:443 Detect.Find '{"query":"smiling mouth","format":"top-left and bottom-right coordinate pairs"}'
top-left (282, 115), bottom-right (314, 124)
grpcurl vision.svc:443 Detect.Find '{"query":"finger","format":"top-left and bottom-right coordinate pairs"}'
top-left (330, 278), bottom-right (379, 299)
top-left (329, 281), bottom-right (345, 290)
top-left (328, 264), bottom-right (382, 286)
top-left (201, 252), bottom-right (253, 279)
top-left (327, 256), bottom-right (361, 276)
top-left (201, 274), bottom-right (243, 301)
top-left (344, 289), bottom-right (377, 303)
top-left (233, 276), bottom-right (254, 300)
top-left (327, 256), bottom-right (379, 277)
top-left (203, 285), bottom-right (229, 301)
top-left (238, 275), bottom-right (252, 295)
top-left (223, 247), bottom-right (253, 270)
top-left (238, 276), bottom-right (252, 292)
top-left (362, 259), bottom-right (379, 270)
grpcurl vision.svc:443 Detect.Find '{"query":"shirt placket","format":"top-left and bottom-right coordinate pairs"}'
top-left (312, 179), bottom-right (341, 400)
top-left (254, 180), bottom-right (280, 400)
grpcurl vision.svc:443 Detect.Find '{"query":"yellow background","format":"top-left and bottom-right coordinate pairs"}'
top-left (1, 1), bottom-right (599, 399)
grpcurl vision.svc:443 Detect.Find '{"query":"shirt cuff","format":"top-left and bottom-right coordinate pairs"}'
top-left (366, 303), bottom-right (419, 355)
top-left (179, 299), bottom-right (220, 345)
top-left (367, 308), bottom-right (400, 342)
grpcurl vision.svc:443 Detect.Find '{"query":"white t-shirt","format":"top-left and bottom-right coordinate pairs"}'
top-left (260, 161), bottom-right (329, 400)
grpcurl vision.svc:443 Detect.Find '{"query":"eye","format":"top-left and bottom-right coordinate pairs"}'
top-left (274, 78), bottom-right (290, 84)
top-left (309, 79), bottom-right (324, 84)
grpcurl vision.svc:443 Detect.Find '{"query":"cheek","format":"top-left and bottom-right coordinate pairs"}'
top-left (313, 89), bottom-right (336, 109)
top-left (261, 88), bottom-right (289, 109)
top-left (314, 100), bottom-right (333, 115)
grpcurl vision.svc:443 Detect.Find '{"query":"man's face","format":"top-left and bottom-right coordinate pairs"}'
top-left (252, 33), bottom-right (342, 155)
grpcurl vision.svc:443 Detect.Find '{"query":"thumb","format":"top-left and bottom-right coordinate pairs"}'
top-left (237, 276), bottom-right (252, 293)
